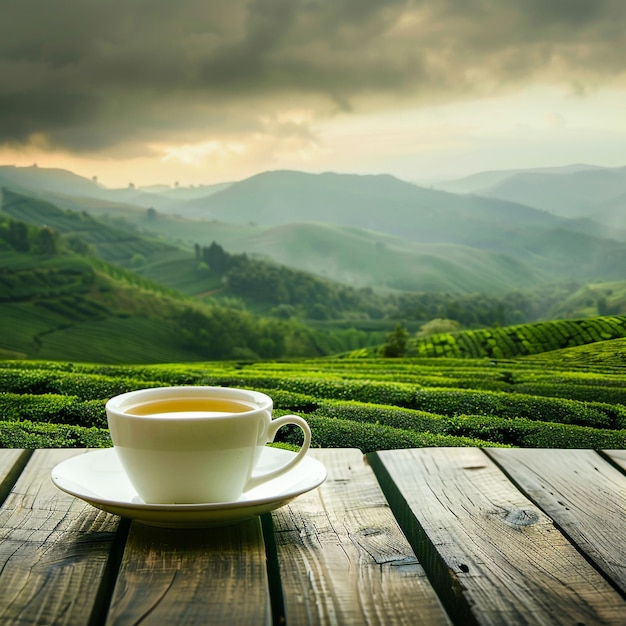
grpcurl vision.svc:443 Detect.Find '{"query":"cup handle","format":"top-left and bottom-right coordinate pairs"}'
top-left (245, 415), bottom-right (311, 491)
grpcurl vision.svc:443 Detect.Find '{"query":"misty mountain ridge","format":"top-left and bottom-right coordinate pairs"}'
top-left (434, 164), bottom-right (626, 227)
top-left (2, 162), bottom-right (622, 234)
top-left (170, 168), bottom-right (624, 247)
top-left (0, 164), bottom-right (231, 214)
top-left (430, 163), bottom-right (606, 194)
top-left (1, 162), bottom-right (625, 295)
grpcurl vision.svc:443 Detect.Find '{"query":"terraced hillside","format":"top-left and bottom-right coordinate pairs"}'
top-left (362, 315), bottom-right (626, 359)
top-left (1, 338), bottom-right (625, 450)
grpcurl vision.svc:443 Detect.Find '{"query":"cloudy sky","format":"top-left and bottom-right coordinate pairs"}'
top-left (1, 0), bottom-right (625, 188)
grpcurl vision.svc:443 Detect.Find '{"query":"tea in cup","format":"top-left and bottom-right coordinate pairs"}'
top-left (105, 386), bottom-right (311, 504)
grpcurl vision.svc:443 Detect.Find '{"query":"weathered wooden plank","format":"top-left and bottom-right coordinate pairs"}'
top-left (0, 449), bottom-right (122, 626)
top-left (0, 449), bottom-right (31, 504)
top-left (485, 448), bottom-right (626, 595)
top-left (604, 448), bottom-right (626, 472)
top-left (106, 518), bottom-right (271, 625)
top-left (271, 448), bottom-right (451, 625)
top-left (371, 447), bottom-right (626, 626)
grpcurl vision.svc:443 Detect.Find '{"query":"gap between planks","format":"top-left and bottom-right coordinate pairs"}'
top-left (370, 447), bottom-right (626, 626)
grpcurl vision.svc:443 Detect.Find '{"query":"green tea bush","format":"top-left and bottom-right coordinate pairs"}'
top-left (254, 389), bottom-right (319, 412)
top-left (0, 368), bottom-right (162, 400)
top-left (274, 411), bottom-right (498, 453)
top-left (0, 393), bottom-right (107, 428)
top-left (314, 400), bottom-right (445, 433)
top-left (513, 382), bottom-right (626, 408)
top-left (0, 420), bottom-right (111, 448)
top-left (275, 378), bottom-right (417, 406)
top-left (309, 401), bottom-right (626, 448)
top-left (410, 388), bottom-right (614, 429)
top-left (163, 374), bottom-right (419, 407)
top-left (446, 415), bottom-right (626, 448)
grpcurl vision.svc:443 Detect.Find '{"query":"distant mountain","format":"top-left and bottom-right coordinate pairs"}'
top-left (181, 170), bottom-right (565, 244)
top-left (0, 164), bottom-right (230, 214)
top-left (147, 183), bottom-right (232, 202)
top-left (97, 183), bottom-right (232, 213)
top-left (590, 191), bottom-right (626, 230)
top-left (431, 164), bottom-right (604, 195)
top-left (435, 164), bottom-right (626, 224)
top-left (0, 165), bottom-right (103, 197)
top-left (480, 167), bottom-right (626, 219)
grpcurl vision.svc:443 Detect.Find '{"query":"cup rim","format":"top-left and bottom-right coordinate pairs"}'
top-left (105, 385), bottom-right (273, 419)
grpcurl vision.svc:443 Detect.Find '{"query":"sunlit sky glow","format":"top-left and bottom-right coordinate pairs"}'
top-left (1, 1), bottom-right (625, 188)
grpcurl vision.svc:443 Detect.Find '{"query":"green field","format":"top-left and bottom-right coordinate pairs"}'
top-left (1, 332), bottom-right (625, 450)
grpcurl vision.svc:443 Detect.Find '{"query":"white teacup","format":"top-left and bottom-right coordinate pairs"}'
top-left (105, 386), bottom-right (311, 504)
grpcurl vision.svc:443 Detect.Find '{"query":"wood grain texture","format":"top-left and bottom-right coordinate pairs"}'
top-left (372, 447), bottom-right (626, 626)
top-left (604, 449), bottom-right (626, 472)
top-left (271, 448), bottom-right (451, 625)
top-left (106, 517), bottom-right (271, 625)
top-left (0, 449), bottom-right (121, 626)
top-left (485, 447), bottom-right (626, 595)
top-left (0, 449), bottom-right (31, 504)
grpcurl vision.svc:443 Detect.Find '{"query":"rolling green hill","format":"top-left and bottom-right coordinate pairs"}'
top-left (352, 315), bottom-right (626, 360)
top-left (133, 213), bottom-right (626, 292)
top-left (0, 210), bottom-right (395, 361)
top-left (0, 188), bottom-right (174, 267)
top-left (226, 222), bottom-right (547, 292)
top-left (0, 242), bottom-right (394, 363)
top-left (68, 210), bottom-right (546, 294)
top-left (0, 235), bottom-right (216, 362)
top-left (1, 249), bottom-right (385, 364)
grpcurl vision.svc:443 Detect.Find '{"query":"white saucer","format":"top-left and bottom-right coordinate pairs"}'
top-left (51, 447), bottom-right (327, 527)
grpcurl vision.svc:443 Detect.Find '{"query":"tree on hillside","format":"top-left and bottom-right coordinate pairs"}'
top-left (380, 323), bottom-right (409, 357)
top-left (202, 241), bottom-right (231, 273)
top-left (35, 227), bottom-right (57, 255)
top-left (8, 220), bottom-right (30, 252)
top-left (195, 261), bottom-right (210, 275)
top-left (417, 318), bottom-right (460, 337)
top-left (63, 234), bottom-right (91, 256)
top-left (131, 253), bottom-right (146, 267)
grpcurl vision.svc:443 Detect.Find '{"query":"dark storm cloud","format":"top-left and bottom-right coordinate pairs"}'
top-left (1, 0), bottom-right (625, 153)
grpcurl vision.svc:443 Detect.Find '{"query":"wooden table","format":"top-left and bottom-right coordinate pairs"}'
top-left (1, 447), bottom-right (625, 625)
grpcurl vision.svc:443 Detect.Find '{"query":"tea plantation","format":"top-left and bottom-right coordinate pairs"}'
top-left (1, 331), bottom-right (626, 451)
